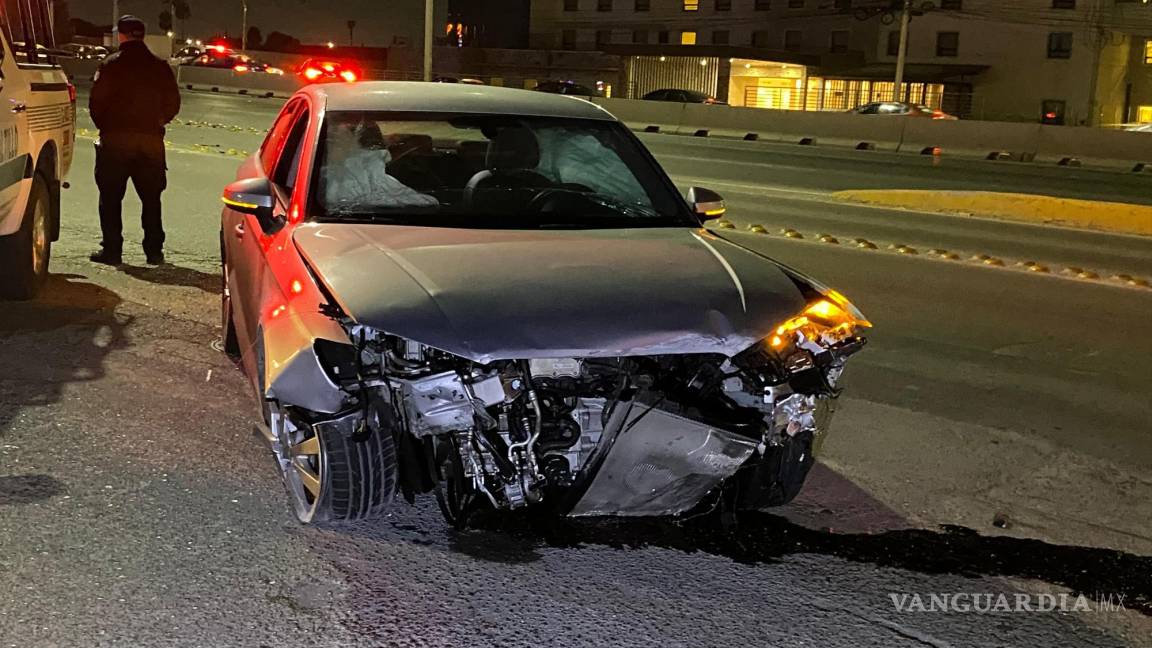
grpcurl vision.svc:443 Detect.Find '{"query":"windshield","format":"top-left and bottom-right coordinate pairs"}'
top-left (311, 111), bottom-right (695, 229)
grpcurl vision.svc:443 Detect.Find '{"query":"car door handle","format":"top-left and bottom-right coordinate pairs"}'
top-left (10, 102), bottom-right (26, 113)
top-left (234, 223), bottom-right (245, 238)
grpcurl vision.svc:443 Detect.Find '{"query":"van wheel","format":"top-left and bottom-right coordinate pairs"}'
top-left (0, 174), bottom-right (52, 300)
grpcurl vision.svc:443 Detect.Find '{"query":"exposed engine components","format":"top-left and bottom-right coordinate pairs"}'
top-left (307, 316), bottom-right (865, 525)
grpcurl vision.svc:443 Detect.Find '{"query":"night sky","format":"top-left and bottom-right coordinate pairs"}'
top-left (73, 0), bottom-right (446, 47)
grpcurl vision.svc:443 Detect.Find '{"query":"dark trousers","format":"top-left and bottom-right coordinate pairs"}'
top-left (95, 135), bottom-right (168, 256)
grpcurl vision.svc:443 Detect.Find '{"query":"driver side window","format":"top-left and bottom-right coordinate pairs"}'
top-left (272, 109), bottom-right (311, 197)
top-left (259, 102), bottom-right (300, 175)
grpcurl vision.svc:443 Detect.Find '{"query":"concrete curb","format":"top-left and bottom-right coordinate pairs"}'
top-left (833, 190), bottom-right (1152, 237)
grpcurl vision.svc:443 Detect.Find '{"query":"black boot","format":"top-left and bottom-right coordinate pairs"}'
top-left (145, 251), bottom-right (165, 266)
top-left (90, 249), bottom-right (122, 266)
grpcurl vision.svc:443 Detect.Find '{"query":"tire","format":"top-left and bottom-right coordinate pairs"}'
top-left (430, 434), bottom-right (479, 530)
top-left (0, 174), bottom-right (52, 300)
top-left (315, 414), bottom-right (399, 523)
top-left (219, 235), bottom-right (241, 357)
top-left (269, 397), bottom-right (400, 525)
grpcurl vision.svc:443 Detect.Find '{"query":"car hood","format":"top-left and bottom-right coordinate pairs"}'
top-left (293, 224), bottom-right (808, 363)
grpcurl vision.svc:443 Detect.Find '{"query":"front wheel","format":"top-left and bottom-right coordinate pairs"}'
top-left (0, 174), bottom-right (52, 300)
top-left (269, 402), bottom-right (399, 524)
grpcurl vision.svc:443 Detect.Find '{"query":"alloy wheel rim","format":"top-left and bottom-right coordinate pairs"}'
top-left (269, 404), bottom-right (325, 522)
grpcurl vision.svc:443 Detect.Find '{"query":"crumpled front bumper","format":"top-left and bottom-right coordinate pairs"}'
top-left (568, 399), bottom-right (760, 517)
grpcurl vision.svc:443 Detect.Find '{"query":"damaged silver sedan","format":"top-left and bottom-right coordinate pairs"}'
top-left (219, 82), bottom-right (870, 526)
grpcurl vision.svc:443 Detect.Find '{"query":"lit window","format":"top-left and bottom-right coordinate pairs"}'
top-left (681, 31), bottom-right (698, 45)
top-left (683, 0), bottom-right (700, 11)
top-left (1145, 40), bottom-right (1152, 64)
top-left (1136, 106), bottom-right (1152, 123)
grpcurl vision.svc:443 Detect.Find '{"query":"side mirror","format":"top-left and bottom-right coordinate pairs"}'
top-left (688, 187), bottom-right (726, 220)
top-left (223, 177), bottom-right (284, 235)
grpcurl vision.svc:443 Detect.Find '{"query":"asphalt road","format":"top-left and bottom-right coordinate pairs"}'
top-left (1, 90), bottom-right (1149, 647)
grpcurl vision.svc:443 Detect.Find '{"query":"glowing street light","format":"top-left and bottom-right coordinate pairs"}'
top-left (327, 41), bottom-right (336, 49)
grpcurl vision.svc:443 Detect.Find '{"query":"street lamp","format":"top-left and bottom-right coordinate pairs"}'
top-left (892, 0), bottom-right (911, 102)
top-left (423, 0), bottom-right (433, 81)
top-left (241, 0), bottom-right (249, 51)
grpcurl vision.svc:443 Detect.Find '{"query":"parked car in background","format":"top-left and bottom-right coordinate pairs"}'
top-left (533, 80), bottom-right (602, 97)
top-left (642, 88), bottom-right (725, 105)
top-left (296, 58), bottom-right (363, 84)
top-left (849, 102), bottom-right (957, 120)
top-left (59, 43), bottom-right (108, 60)
top-left (170, 45), bottom-right (203, 65)
top-left (190, 51), bottom-right (282, 75)
top-left (433, 76), bottom-right (486, 85)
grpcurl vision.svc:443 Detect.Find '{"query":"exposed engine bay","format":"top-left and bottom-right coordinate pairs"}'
top-left (297, 294), bottom-right (868, 527)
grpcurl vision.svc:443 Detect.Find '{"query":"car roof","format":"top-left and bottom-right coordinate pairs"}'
top-left (314, 82), bottom-right (615, 121)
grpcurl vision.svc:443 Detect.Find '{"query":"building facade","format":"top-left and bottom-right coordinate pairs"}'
top-left (529, 0), bottom-right (1152, 124)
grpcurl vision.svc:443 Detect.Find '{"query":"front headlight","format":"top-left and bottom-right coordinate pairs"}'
top-left (767, 290), bottom-right (871, 355)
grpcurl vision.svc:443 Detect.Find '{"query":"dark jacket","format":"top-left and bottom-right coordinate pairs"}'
top-left (89, 40), bottom-right (181, 138)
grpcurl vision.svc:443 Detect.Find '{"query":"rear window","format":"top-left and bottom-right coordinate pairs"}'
top-left (0, 0), bottom-right (57, 66)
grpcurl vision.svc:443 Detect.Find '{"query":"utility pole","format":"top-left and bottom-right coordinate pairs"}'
top-left (892, 0), bottom-right (912, 102)
top-left (423, 0), bottom-right (434, 81)
top-left (111, 0), bottom-right (119, 40)
top-left (241, 0), bottom-right (249, 51)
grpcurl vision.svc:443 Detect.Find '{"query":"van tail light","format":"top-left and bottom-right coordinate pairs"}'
top-left (67, 81), bottom-right (77, 103)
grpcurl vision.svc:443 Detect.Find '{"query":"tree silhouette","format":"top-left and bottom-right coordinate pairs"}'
top-left (246, 26), bottom-right (263, 49)
top-left (52, 0), bottom-right (74, 45)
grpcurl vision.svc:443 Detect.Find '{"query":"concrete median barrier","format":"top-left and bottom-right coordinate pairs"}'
top-left (834, 189), bottom-right (1152, 236)
top-left (593, 96), bottom-right (1151, 169)
top-left (176, 66), bottom-right (303, 98)
top-left (1034, 126), bottom-right (1152, 169)
top-left (899, 119), bottom-right (1043, 160)
top-left (591, 97), bottom-right (685, 135)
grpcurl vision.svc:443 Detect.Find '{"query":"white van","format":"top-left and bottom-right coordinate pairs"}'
top-left (0, 0), bottom-right (76, 300)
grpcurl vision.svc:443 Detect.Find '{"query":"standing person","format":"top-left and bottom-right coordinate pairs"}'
top-left (88, 15), bottom-right (181, 266)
